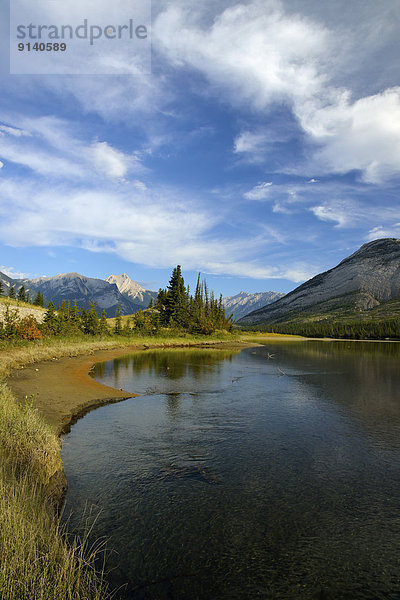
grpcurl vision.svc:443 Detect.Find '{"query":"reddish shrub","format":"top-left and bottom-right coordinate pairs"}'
top-left (16, 316), bottom-right (43, 340)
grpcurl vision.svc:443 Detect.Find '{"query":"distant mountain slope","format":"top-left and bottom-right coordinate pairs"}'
top-left (105, 273), bottom-right (157, 308)
top-left (0, 271), bottom-right (18, 293)
top-left (223, 291), bottom-right (284, 321)
top-left (238, 238), bottom-right (400, 326)
top-left (0, 270), bottom-right (158, 317)
top-left (18, 272), bottom-right (135, 317)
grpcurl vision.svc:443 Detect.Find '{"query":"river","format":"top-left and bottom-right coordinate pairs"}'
top-left (61, 341), bottom-right (400, 600)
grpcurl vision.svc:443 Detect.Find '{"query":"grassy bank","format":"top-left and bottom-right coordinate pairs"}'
top-left (0, 331), bottom-right (238, 379)
top-left (0, 381), bottom-right (110, 600)
top-left (0, 330), bottom-right (240, 599)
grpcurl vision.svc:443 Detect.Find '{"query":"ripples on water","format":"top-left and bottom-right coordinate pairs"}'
top-left (61, 342), bottom-right (400, 600)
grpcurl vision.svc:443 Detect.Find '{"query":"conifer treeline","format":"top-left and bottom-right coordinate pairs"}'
top-left (0, 266), bottom-right (232, 340)
top-left (263, 319), bottom-right (400, 339)
top-left (154, 266), bottom-right (232, 334)
top-left (0, 282), bottom-right (45, 307)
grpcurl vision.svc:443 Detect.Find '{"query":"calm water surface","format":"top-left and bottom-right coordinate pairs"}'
top-left (61, 342), bottom-right (400, 600)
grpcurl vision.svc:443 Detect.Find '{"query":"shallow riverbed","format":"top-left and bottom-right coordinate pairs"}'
top-left (61, 341), bottom-right (400, 599)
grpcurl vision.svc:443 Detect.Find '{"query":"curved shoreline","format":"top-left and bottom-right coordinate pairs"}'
top-left (4, 338), bottom-right (275, 506)
top-left (7, 341), bottom-right (254, 436)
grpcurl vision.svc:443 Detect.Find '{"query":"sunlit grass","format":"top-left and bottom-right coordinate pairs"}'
top-left (0, 382), bottom-right (111, 600)
top-left (0, 295), bottom-right (47, 311)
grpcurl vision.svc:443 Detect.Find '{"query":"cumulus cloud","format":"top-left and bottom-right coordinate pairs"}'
top-left (154, 0), bottom-right (400, 182)
top-left (298, 87), bottom-right (400, 183)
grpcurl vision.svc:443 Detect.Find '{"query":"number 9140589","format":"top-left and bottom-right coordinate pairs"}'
top-left (18, 42), bottom-right (67, 52)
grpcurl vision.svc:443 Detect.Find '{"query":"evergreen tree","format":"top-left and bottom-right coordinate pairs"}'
top-left (70, 300), bottom-right (80, 324)
top-left (155, 288), bottom-right (168, 324)
top-left (8, 286), bottom-right (16, 299)
top-left (79, 307), bottom-right (88, 332)
top-left (165, 265), bottom-right (188, 327)
top-left (122, 317), bottom-right (132, 336)
top-left (0, 279), bottom-right (4, 296)
top-left (33, 291), bottom-right (45, 307)
top-left (43, 301), bottom-right (58, 334)
top-left (17, 286), bottom-right (26, 303)
top-left (99, 310), bottom-right (110, 336)
top-left (114, 303), bottom-right (123, 335)
top-left (84, 302), bottom-right (100, 335)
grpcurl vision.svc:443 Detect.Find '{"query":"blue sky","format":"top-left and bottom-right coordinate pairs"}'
top-left (0, 0), bottom-right (400, 296)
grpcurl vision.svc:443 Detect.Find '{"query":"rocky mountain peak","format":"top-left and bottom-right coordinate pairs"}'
top-left (238, 238), bottom-right (400, 326)
top-left (339, 238), bottom-right (400, 265)
top-left (105, 274), bottom-right (145, 297)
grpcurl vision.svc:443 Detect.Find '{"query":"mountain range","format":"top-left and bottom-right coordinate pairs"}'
top-left (238, 238), bottom-right (400, 327)
top-left (0, 271), bottom-right (158, 317)
top-left (222, 291), bottom-right (284, 321)
top-left (0, 270), bottom-right (280, 320)
top-left (3, 238), bottom-right (397, 325)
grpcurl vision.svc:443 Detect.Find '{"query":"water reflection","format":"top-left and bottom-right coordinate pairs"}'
top-left (63, 342), bottom-right (400, 600)
top-left (92, 348), bottom-right (240, 400)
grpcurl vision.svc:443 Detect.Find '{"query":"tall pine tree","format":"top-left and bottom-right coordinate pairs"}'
top-left (164, 265), bottom-right (188, 327)
top-left (17, 286), bottom-right (26, 303)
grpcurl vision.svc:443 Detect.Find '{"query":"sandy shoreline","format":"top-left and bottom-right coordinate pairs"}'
top-left (7, 341), bottom-right (254, 436)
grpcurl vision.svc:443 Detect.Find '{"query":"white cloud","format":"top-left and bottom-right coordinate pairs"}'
top-left (234, 131), bottom-right (270, 156)
top-left (0, 173), bottom-right (316, 282)
top-left (0, 266), bottom-right (31, 279)
top-left (244, 182), bottom-right (273, 200)
top-left (0, 114), bottom-right (143, 182)
top-left (298, 87), bottom-right (400, 183)
top-left (0, 124), bottom-right (31, 137)
top-left (91, 142), bottom-right (130, 179)
top-left (154, 0), bottom-right (328, 108)
top-left (133, 180), bottom-right (148, 191)
top-left (366, 224), bottom-right (400, 241)
top-left (154, 1), bottom-right (400, 182)
top-left (281, 264), bottom-right (318, 283)
top-left (311, 203), bottom-right (353, 228)
top-left (0, 161), bottom-right (3, 169)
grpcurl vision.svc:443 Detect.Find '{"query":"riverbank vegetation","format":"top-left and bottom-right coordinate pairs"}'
top-left (248, 318), bottom-right (400, 340)
top-left (0, 378), bottom-right (111, 600)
